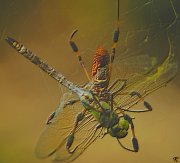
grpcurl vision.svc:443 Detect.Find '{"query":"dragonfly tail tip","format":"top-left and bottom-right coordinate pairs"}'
top-left (5, 36), bottom-right (16, 46)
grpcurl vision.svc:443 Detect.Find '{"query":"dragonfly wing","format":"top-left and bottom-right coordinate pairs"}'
top-left (53, 114), bottom-right (103, 162)
top-left (112, 48), bottom-right (178, 110)
top-left (35, 91), bottom-right (104, 163)
top-left (35, 92), bottom-right (81, 158)
top-left (111, 54), bottom-right (157, 81)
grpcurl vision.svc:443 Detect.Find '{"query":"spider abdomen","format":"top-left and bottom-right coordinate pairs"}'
top-left (91, 46), bottom-right (111, 89)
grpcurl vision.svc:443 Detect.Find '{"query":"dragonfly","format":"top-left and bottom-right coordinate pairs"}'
top-left (5, 0), bottom-right (177, 162)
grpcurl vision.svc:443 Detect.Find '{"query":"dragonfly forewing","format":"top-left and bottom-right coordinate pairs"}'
top-left (111, 43), bottom-right (178, 110)
top-left (111, 54), bottom-right (157, 81)
top-left (35, 92), bottom-right (104, 162)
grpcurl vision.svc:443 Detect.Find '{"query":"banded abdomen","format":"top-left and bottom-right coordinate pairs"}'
top-left (5, 37), bottom-right (83, 95)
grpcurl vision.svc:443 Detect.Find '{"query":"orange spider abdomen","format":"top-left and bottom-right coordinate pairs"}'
top-left (91, 46), bottom-right (110, 76)
top-left (91, 46), bottom-right (111, 89)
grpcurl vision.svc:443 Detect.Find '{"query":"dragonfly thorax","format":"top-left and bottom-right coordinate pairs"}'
top-left (79, 90), bottom-right (130, 139)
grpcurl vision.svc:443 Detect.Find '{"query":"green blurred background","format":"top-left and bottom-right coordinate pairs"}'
top-left (0, 0), bottom-right (180, 163)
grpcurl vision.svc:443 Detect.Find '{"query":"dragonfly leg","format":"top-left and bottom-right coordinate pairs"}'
top-left (69, 30), bottom-right (91, 81)
top-left (117, 114), bottom-right (139, 152)
top-left (66, 109), bottom-right (87, 153)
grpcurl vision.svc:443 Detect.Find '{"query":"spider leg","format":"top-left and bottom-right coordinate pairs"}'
top-left (127, 91), bottom-right (152, 112)
top-left (120, 102), bottom-right (152, 113)
top-left (46, 111), bottom-right (56, 125)
top-left (64, 99), bottom-right (80, 108)
top-left (46, 99), bottom-right (80, 125)
top-left (90, 91), bottom-right (105, 112)
top-left (110, 94), bottom-right (114, 111)
top-left (66, 109), bottom-right (87, 153)
top-left (110, 0), bottom-right (120, 69)
top-left (108, 78), bottom-right (127, 92)
top-left (108, 79), bottom-right (127, 112)
top-left (116, 91), bottom-right (153, 113)
top-left (69, 30), bottom-right (91, 81)
top-left (117, 114), bottom-right (139, 152)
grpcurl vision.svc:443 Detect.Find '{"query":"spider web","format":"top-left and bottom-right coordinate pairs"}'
top-left (62, 0), bottom-right (180, 86)
top-left (43, 1), bottom-right (179, 161)
top-left (0, 0), bottom-right (179, 92)
top-left (0, 0), bottom-right (179, 162)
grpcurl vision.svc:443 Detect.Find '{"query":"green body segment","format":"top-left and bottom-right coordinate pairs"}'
top-left (80, 94), bottom-right (130, 139)
top-left (108, 117), bottom-right (129, 138)
top-left (89, 110), bottom-right (100, 121)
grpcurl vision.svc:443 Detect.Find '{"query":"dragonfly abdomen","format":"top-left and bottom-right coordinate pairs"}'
top-left (5, 37), bottom-right (82, 94)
